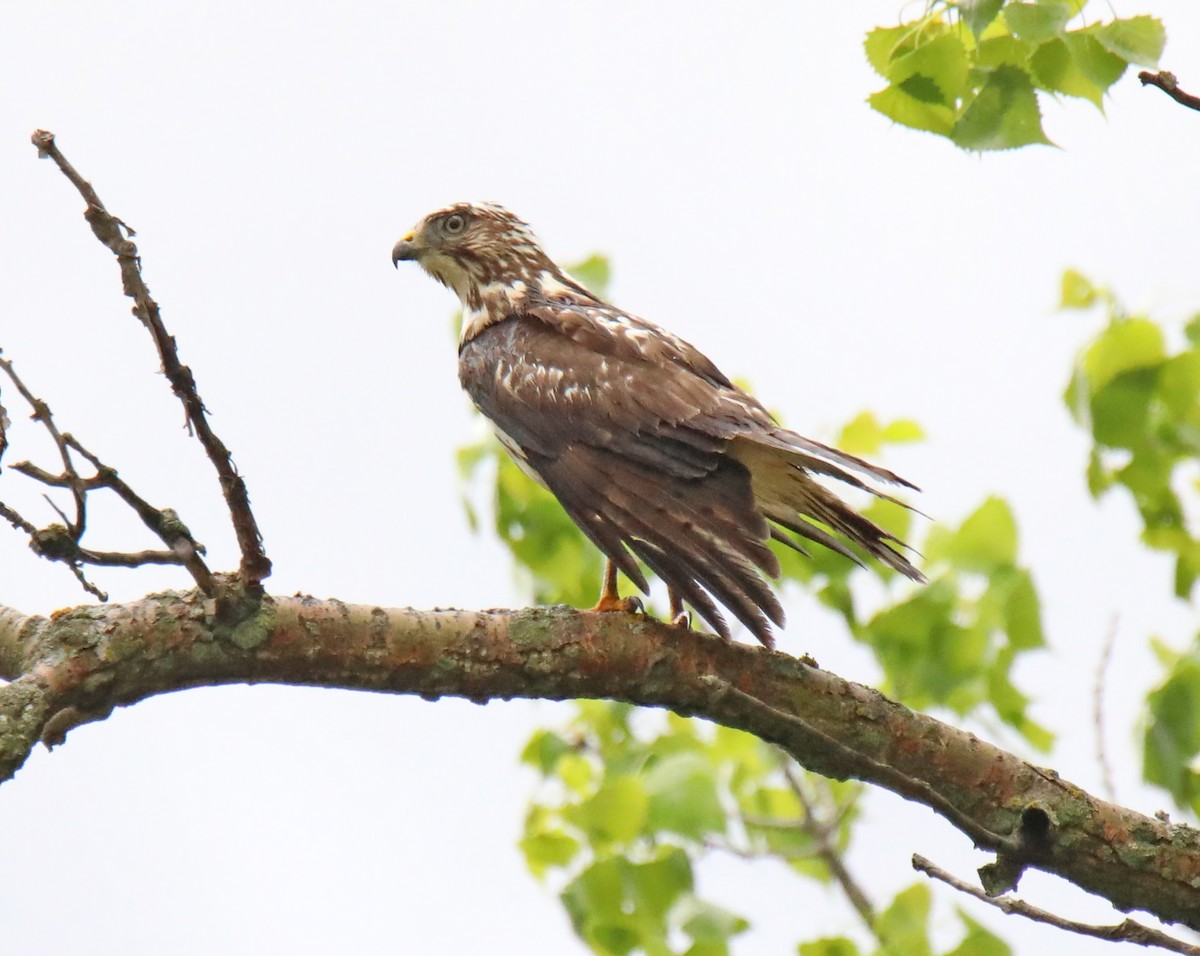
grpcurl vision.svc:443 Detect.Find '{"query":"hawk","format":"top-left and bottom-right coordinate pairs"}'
top-left (392, 202), bottom-right (923, 647)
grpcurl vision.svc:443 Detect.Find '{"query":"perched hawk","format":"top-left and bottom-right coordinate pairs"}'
top-left (392, 202), bottom-right (923, 647)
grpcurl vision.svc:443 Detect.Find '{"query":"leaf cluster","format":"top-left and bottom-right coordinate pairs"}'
top-left (1061, 270), bottom-right (1200, 815)
top-left (520, 705), bottom-right (1010, 956)
top-left (866, 2), bottom-right (1165, 150)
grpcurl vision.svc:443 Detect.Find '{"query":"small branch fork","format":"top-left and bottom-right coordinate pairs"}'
top-left (1139, 71), bottom-right (1200, 113)
top-left (25, 130), bottom-right (270, 588)
top-left (913, 854), bottom-right (1200, 956)
top-left (0, 354), bottom-right (214, 598)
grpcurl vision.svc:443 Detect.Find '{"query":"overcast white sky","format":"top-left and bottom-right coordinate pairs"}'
top-left (3, 2), bottom-right (1200, 953)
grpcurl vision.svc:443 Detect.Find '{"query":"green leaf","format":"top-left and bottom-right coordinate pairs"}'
top-left (520, 830), bottom-right (581, 877)
top-left (678, 897), bottom-right (750, 945)
top-left (864, 581), bottom-right (974, 706)
top-left (864, 24), bottom-right (918, 78)
top-left (567, 254), bottom-right (612, 297)
top-left (643, 753), bottom-right (727, 839)
top-left (876, 884), bottom-right (933, 956)
top-left (1184, 314), bottom-right (1200, 347)
top-left (1090, 369), bottom-right (1157, 448)
top-left (882, 418), bottom-right (924, 444)
top-left (869, 85), bottom-right (955, 136)
top-left (1144, 647), bottom-right (1200, 812)
top-left (521, 729), bottom-right (575, 775)
top-left (887, 32), bottom-right (971, 103)
top-left (928, 497), bottom-right (1018, 572)
top-left (976, 36), bottom-right (1034, 71)
top-left (1030, 38), bottom-right (1104, 106)
top-left (1004, 3), bottom-right (1072, 45)
top-left (952, 65), bottom-right (1052, 151)
top-left (1158, 351), bottom-right (1200, 419)
top-left (564, 775), bottom-right (648, 845)
top-left (798, 938), bottom-right (861, 956)
top-left (999, 568), bottom-right (1045, 650)
top-left (947, 910), bottom-right (1013, 956)
top-left (1062, 32), bottom-right (1127, 90)
top-left (959, 0), bottom-right (1004, 39)
top-left (1082, 318), bottom-right (1165, 391)
top-left (1059, 269), bottom-right (1097, 309)
top-left (1091, 16), bottom-right (1166, 69)
top-left (562, 859), bottom-right (640, 954)
top-left (628, 847), bottom-right (693, 920)
top-left (838, 411), bottom-right (884, 455)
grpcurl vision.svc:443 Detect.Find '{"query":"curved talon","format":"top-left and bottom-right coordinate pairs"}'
top-left (670, 610), bottom-right (691, 630)
top-left (592, 593), bottom-right (642, 614)
top-left (593, 558), bottom-right (642, 614)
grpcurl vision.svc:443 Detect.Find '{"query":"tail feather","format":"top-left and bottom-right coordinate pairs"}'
top-left (732, 436), bottom-right (925, 583)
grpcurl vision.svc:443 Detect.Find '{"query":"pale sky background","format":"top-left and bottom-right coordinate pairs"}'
top-left (3, 2), bottom-right (1200, 953)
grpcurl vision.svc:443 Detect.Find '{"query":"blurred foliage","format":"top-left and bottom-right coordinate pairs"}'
top-left (456, 255), bottom-right (1048, 952)
top-left (520, 704), bottom-right (1010, 956)
top-left (868, 1), bottom-right (1165, 150)
top-left (1061, 270), bottom-right (1200, 816)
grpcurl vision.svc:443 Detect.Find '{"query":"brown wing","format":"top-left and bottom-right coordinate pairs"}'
top-left (459, 303), bottom-right (923, 646)
top-left (459, 311), bottom-right (786, 644)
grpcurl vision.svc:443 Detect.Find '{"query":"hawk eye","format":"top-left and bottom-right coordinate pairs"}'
top-left (444, 213), bottom-right (466, 235)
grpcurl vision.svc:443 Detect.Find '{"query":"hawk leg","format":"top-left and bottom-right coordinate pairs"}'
top-left (668, 586), bottom-right (691, 630)
top-left (592, 559), bottom-right (643, 614)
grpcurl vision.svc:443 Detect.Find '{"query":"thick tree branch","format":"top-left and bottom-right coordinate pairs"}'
top-left (29, 130), bottom-right (270, 587)
top-left (0, 594), bottom-right (1196, 931)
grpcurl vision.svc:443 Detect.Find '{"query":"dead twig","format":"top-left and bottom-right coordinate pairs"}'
top-left (0, 352), bottom-right (85, 535)
top-left (0, 354), bottom-right (214, 596)
top-left (913, 854), bottom-right (1200, 955)
top-left (30, 129), bottom-right (271, 588)
top-left (1139, 71), bottom-right (1200, 113)
top-left (776, 753), bottom-right (877, 935)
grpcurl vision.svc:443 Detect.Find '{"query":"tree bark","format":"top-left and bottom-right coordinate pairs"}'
top-left (1, 591), bottom-right (1197, 931)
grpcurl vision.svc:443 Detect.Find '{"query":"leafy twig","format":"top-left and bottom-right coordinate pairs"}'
top-left (30, 129), bottom-right (271, 588)
top-left (913, 854), bottom-right (1200, 956)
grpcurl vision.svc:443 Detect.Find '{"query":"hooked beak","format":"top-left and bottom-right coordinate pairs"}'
top-left (391, 231), bottom-right (419, 267)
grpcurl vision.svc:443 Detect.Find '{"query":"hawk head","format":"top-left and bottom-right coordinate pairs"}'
top-left (393, 202), bottom-right (603, 343)
top-left (391, 203), bottom-right (554, 305)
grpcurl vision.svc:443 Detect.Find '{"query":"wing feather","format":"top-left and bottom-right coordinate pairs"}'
top-left (459, 302), bottom-right (923, 647)
top-left (539, 445), bottom-right (782, 645)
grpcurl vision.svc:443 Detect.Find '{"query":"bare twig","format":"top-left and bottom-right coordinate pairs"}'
top-left (30, 129), bottom-right (271, 588)
top-left (776, 753), bottom-right (877, 935)
top-left (0, 355), bottom-right (214, 595)
top-left (66, 563), bottom-right (107, 601)
top-left (0, 501), bottom-right (37, 536)
top-left (0, 385), bottom-right (9, 468)
top-left (1093, 615), bottom-right (1118, 802)
top-left (61, 436), bottom-right (214, 591)
top-left (1139, 71), bottom-right (1200, 113)
top-left (0, 353), bottom-right (85, 534)
top-left (913, 854), bottom-right (1200, 955)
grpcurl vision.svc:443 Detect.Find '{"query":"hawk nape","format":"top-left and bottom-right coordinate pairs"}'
top-left (392, 202), bottom-right (924, 648)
